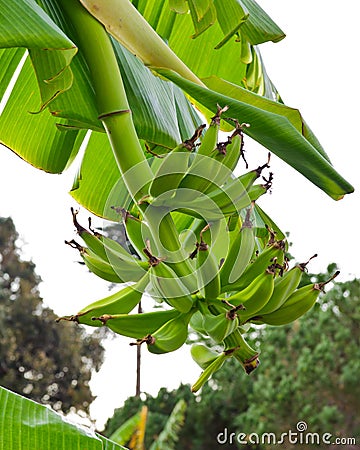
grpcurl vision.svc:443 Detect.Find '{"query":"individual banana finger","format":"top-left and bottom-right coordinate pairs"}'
top-left (223, 329), bottom-right (260, 374)
top-left (121, 209), bottom-right (158, 258)
top-left (221, 239), bottom-right (285, 293)
top-left (57, 272), bottom-right (149, 326)
top-left (66, 240), bottom-right (148, 284)
top-left (225, 268), bottom-right (275, 322)
top-left (191, 352), bottom-right (228, 393)
top-left (92, 308), bottom-right (181, 338)
top-left (220, 206), bottom-right (256, 287)
top-left (202, 308), bottom-right (239, 343)
top-left (145, 247), bottom-right (195, 313)
top-left (256, 254), bottom-right (317, 316)
top-left (70, 208), bottom-right (134, 263)
top-left (178, 105), bottom-right (228, 196)
top-left (191, 225), bottom-right (221, 300)
top-left (255, 271), bottom-right (340, 326)
top-left (149, 148), bottom-right (191, 199)
top-left (143, 310), bottom-right (194, 354)
top-left (191, 344), bottom-right (220, 369)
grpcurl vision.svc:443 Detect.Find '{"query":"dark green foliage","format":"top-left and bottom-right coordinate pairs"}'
top-left (0, 217), bottom-right (105, 416)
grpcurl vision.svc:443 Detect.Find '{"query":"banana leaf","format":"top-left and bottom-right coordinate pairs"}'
top-left (149, 399), bottom-right (186, 450)
top-left (109, 411), bottom-right (142, 446)
top-left (134, 0), bottom-right (283, 97)
top-left (0, 386), bottom-right (126, 450)
top-left (154, 69), bottom-right (354, 200)
top-left (0, 0), bottom-right (201, 173)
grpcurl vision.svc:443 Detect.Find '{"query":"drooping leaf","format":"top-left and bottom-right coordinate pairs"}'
top-left (239, 0), bottom-right (286, 44)
top-left (168, 0), bottom-right (188, 14)
top-left (204, 75), bottom-right (331, 162)
top-left (188, 0), bottom-right (217, 38)
top-left (0, 0), bottom-right (201, 173)
top-left (155, 68), bottom-right (354, 199)
top-left (213, 0), bottom-right (249, 49)
top-left (0, 386), bottom-right (126, 450)
top-left (0, 48), bottom-right (25, 101)
top-left (0, 0), bottom-right (78, 110)
top-left (0, 54), bottom-right (84, 173)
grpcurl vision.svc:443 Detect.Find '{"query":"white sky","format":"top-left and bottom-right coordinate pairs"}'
top-left (0, 0), bottom-right (359, 430)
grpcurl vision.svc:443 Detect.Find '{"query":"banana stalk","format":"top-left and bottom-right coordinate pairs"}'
top-left (60, 0), bottom-right (196, 285)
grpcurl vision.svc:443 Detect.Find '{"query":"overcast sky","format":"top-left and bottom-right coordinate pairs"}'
top-left (1, 0), bottom-right (359, 430)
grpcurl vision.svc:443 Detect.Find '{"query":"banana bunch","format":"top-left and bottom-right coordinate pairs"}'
top-left (60, 109), bottom-right (339, 393)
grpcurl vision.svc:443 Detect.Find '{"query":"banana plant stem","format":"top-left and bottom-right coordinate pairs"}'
top-left (59, 0), bottom-right (194, 276)
top-left (59, 0), bottom-right (152, 201)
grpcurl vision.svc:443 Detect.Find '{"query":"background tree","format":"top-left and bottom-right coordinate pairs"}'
top-left (0, 216), bottom-right (105, 416)
top-left (236, 267), bottom-right (360, 448)
top-left (103, 268), bottom-right (360, 449)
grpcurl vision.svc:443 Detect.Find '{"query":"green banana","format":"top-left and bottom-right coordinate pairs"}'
top-left (220, 206), bottom-right (256, 287)
top-left (92, 308), bottom-right (181, 338)
top-left (178, 105), bottom-right (226, 197)
top-left (145, 310), bottom-right (194, 354)
top-left (202, 306), bottom-right (239, 343)
top-left (121, 209), bottom-right (158, 259)
top-left (191, 351), bottom-right (228, 393)
top-left (66, 240), bottom-right (148, 284)
top-left (253, 201), bottom-right (286, 242)
top-left (149, 147), bottom-right (191, 199)
top-left (176, 216), bottom-right (204, 256)
top-left (224, 329), bottom-right (260, 374)
top-left (57, 273), bottom-right (149, 326)
top-left (207, 153), bottom-right (271, 212)
top-left (255, 254), bottom-right (318, 316)
top-left (255, 271), bottom-right (340, 326)
top-left (189, 309), bottom-right (208, 335)
top-left (179, 124), bottom-right (246, 201)
top-left (192, 225), bottom-right (221, 300)
top-left (203, 121), bottom-right (249, 187)
top-left (169, 174), bottom-right (251, 221)
top-left (226, 213), bottom-right (242, 233)
top-left (71, 208), bottom-right (134, 263)
top-left (247, 181), bottom-right (272, 203)
top-left (191, 344), bottom-right (220, 369)
top-left (235, 152), bottom-right (271, 192)
top-left (147, 252), bottom-right (195, 313)
top-left (141, 204), bottom-right (198, 294)
top-left (225, 268), bottom-right (275, 322)
top-left (221, 239), bottom-right (285, 293)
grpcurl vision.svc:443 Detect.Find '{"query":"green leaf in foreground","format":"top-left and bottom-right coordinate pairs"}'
top-left (0, 386), bottom-right (126, 450)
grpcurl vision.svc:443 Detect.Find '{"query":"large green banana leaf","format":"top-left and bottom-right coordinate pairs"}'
top-left (0, 0), bottom-right (201, 172)
top-left (0, 0), bottom-right (354, 216)
top-left (0, 386), bottom-right (126, 450)
top-left (131, 0), bottom-right (284, 97)
top-left (155, 70), bottom-right (353, 199)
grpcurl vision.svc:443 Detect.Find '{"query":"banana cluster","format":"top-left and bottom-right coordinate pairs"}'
top-left (59, 107), bottom-right (339, 392)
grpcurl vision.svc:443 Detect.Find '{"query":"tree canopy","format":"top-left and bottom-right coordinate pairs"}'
top-left (0, 216), bottom-right (105, 415)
